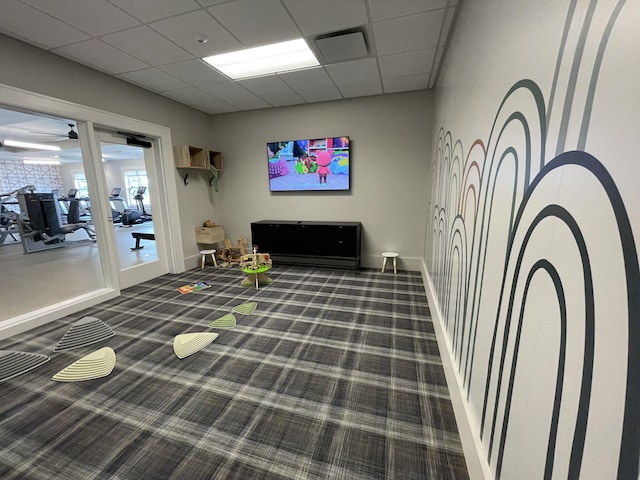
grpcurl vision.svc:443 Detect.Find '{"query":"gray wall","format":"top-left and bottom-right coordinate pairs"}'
top-left (210, 90), bottom-right (432, 269)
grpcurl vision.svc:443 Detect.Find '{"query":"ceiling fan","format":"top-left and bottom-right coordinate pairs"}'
top-left (28, 124), bottom-right (78, 141)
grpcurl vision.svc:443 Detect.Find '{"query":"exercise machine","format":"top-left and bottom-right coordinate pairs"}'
top-left (121, 186), bottom-right (152, 226)
top-left (109, 187), bottom-right (127, 223)
top-left (17, 192), bottom-right (95, 253)
top-left (0, 185), bottom-right (33, 246)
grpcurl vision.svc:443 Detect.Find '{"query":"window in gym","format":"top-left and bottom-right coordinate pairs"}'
top-left (72, 172), bottom-right (89, 198)
top-left (123, 170), bottom-right (148, 206)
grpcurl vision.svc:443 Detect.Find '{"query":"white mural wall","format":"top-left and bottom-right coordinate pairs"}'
top-left (425, 0), bottom-right (640, 478)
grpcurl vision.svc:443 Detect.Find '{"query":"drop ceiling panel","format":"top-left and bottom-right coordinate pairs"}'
top-left (282, 0), bottom-right (368, 36)
top-left (278, 67), bottom-right (333, 90)
top-left (368, 0), bottom-right (447, 22)
top-left (259, 91), bottom-right (305, 107)
top-left (117, 68), bottom-right (190, 92)
top-left (54, 39), bottom-right (149, 74)
top-left (383, 73), bottom-right (429, 93)
top-left (198, 81), bottom-right (266, 109)
top-left (337, 80), bottom-right (383, 98)
top-left (296, 85), bottom-right (343, 103)
top-left (101, 26), bottom-right (193, 66)
top-left (108, 0), bottom-right (202, 23)
top-left (163, 86), bottom-right (238, 114)
top-left (0, 0), bottom-right (89, 49)
top-left (207, 0), bottom-right (300, 47)
top-left (194, 0), bottom-right (231, 6)
top-left (373, 9), bottom-right (445, 56)
top-left (379, 49), bottom-right (435, 79)
top-left (325, 57), bottom-right (380, 85)
top-left (21, 0), bottom-right (140, 36)
top-left (238, 76), bottom-right (294, 96)
top-left (150, 11), bottom-right (243, 57)
top-left (159, 59), bottom-right (228, 86)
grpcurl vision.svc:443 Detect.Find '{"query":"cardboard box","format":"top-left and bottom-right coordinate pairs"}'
top-left (195, 225), bottom-right (225, 244)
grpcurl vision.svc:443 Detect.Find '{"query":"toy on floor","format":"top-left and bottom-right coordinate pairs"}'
top-left (239, 247), bottom-right (272, 289)
top-left (220, 236), bottom-right (248, 265)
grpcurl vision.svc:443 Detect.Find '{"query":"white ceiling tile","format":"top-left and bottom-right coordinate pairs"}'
top-left (159, 59), bottom-right (228, 86)
top-left (200, 81), bottom-right (252, 98)
top-left (282, 0), bottom-right (368, 36)
top-left (325, 58), bottom-right (379, 85)
top-left (194, 0), bottom-right (231, 6)
top-left (368, 0), bottom-right (447, 22)
top-left (0, 0), bottom-right (89, 49)
top-left (337, 80), bottom-right (383, 98)
top-left (259, 91), bottom-right (305, 107)
top-left (225, 95), bottom-right (271, 110)
top-left (383, 74), bottom-right (429, 93)
top-left (21, 0), bottom-right (140, 36)
top-left (373, 9), bottom-right (445, 56)
top-left (163, 86), bottom-right (238, 114)
top-left (378, 49), bottom-right (435, 79)
top-left (101, 26), bottom-right (192, 66)
top-left (198, 81), bottom-right (270, 110)
top-left (278, 67), bottom-right (333, 90)
top-left (108, 0), bottom-right (202, 23)
top-left (297, 86), bottom-right (342, 103)
top-left (150, 10), bottom-right (242, 57)
top-left (117, 68), bottom-right (190, 92)
top-left (54, 39), bottom-right (149, 74)
top-left (207, 0), bottom-right (300, 47)
top-left (238, 76), bottom-right (294, 96)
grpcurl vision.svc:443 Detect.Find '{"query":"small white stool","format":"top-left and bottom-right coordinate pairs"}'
top-left (200, 249), bottom-right (217, 269)
top-left (381, 251), bottom-right (399, 274)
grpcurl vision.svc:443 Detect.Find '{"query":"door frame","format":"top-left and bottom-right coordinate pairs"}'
top-left (0, 83), bottom-right (185, 338)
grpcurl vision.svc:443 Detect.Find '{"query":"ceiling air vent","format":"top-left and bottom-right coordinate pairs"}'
top-left (314, 28), bottom-right (369, 64)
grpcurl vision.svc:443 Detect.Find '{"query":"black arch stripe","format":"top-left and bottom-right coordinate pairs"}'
top-left (494, 259), bottom-right (566, 480)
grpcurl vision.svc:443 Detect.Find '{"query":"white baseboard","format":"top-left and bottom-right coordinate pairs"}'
top-left (0, 288), bottom-right (118, 341)
top-left (420, 261), bottom-right (493, 480)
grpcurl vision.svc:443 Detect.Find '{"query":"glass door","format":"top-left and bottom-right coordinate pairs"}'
top-left (97, 130), bottom-right (167, 289)
top-left (0, 108), bottom-right (108, 323)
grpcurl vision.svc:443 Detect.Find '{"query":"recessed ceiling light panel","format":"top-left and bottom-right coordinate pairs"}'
top-left (23, 159), bottom-right (61, 165)
top-left (203, 39), bottom-right (320, 79)
top-left (2, 139), bottom-right (60, 151)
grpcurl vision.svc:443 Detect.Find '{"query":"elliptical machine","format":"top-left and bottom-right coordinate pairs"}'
top-left (121, 186), bottom-right (152, 226)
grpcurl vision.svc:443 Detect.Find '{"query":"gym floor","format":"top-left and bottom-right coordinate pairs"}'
top-left (0, 222), bottom-right (156, 322)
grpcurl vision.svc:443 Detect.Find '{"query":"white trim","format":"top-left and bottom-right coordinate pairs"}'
top-left (421, 259), bottom-right (493, 480)
top-left (0, 289), bottom-right (119, 340)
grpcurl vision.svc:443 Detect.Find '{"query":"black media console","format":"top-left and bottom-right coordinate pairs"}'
top-left (250, 220), bottom-right (361, 271)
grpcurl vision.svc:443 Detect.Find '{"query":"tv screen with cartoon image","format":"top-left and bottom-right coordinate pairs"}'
top-left (267, 136), bottom-right (350, 192)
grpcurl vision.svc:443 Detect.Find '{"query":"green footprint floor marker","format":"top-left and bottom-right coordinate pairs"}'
top-left (209, 313), bottom-right (237, 329)
top-left (232, 302), bottom-right (257, 315)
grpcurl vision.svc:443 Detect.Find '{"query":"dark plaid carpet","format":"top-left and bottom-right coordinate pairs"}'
top-left (0, 266), bottom-right (469, 480)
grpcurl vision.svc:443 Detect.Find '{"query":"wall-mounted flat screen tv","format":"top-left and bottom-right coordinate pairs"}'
top-left (267, 136), bottom-right (350, 192)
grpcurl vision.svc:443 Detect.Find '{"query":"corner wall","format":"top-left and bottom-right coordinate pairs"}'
top-left (425, 0), bottom-right (640, 478)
